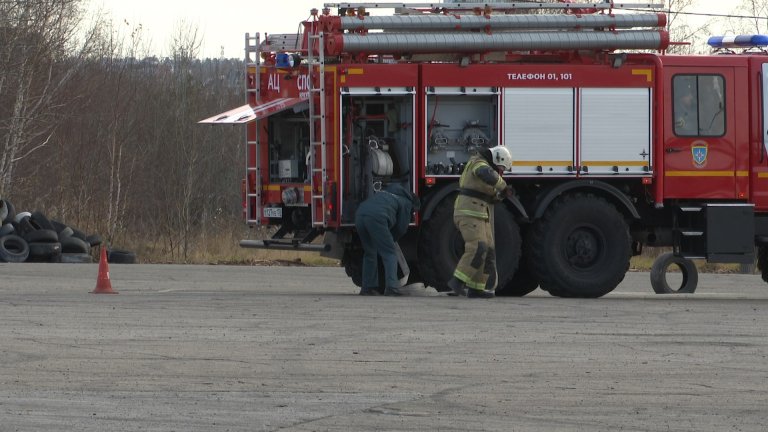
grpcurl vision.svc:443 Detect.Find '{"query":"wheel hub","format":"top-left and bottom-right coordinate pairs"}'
top-left (565, 227), bottom-right (601, 268)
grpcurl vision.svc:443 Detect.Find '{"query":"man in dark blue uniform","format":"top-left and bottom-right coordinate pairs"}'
top-left (354, 182), bottom-right (418, 296)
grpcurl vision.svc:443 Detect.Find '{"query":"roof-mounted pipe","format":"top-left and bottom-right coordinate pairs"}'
top-left (326, 30), bottom-right (670, 55)
top-left (322, 13), bottom-right (666, 32)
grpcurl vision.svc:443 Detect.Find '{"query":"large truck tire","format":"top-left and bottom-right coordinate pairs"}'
top-left (23, 229), bottom-right (58, 243)
top-left (529, 193), bottom-right (631, 298)
top-left (496, 228), bottom-right (538, 297)
top-left (758, 246), bottom-right (768, 284)
top-left (342, 238), bottom-right (420, 293)
top-left (650, 252), bottom-right (698, 294)
top-left (417, 194), bottom-right (521, 292)
top-left (107, 248), bottom-right (137, 264)
top-left (0, 235), bottom-right (29, 263)
top-left (342, 243), bottom-right (365, 288)
top-left (496, 255), bottom-right (539, 296)
top-left (27, 242), bottom-right (62, 262)
top-left (59, 253), bottom-right (93, 264)
top-left (61, 236), bottom-right (90, 254)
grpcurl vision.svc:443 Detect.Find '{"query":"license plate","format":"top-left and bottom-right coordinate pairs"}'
top-left (263, 207), bottom-right (282, 218)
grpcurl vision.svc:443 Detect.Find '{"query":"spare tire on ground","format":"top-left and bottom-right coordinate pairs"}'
top-left (58, 253), bottom-right (93, 263)
top-left (108, 248), bottom-right (137, 264)
top-left (23, 229), bottom-right (59, 243)
top-left (27, 242), bottom-right (62, 262)
top-left (0, 235), bottom-right (29, 263)
top-left (60, 236), bottom-right (90, 254)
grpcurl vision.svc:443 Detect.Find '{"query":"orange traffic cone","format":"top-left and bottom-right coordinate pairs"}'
top-left (92, 247), bottom-right (118, 294)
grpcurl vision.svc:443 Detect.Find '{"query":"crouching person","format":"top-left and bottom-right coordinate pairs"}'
top-left (354, 182), bottom-right (419, 296)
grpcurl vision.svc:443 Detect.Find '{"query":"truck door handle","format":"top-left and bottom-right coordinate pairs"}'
top-left (666, 147), bottom-right (683, 153)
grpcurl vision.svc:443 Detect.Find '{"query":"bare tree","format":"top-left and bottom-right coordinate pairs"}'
top-left (0, 0), bottom-right (100, 197)
top-left (151, 21), bottom-right (207, 261)
top-left (726, 0), bottom-right (768, 35)
top-left (665, 0), bottom-right (713, 54)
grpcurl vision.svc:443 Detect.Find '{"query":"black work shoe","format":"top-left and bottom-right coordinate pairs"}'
top-left (467, 288), bottom-right (495, 299)
top-left (359, 288), bottom-right (380, 296)
top-left (384, 286), bottom-right (404, 296)
top-left (447, 277), bottom-right (467, 297)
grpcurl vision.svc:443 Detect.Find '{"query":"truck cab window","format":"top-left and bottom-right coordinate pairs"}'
top-left (673, 74), bottom-right (725, 137)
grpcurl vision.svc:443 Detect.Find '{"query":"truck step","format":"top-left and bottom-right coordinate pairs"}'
top-left (680, 231), bottom-right (704, 236)
top-left (240, 239), bottom-right (330, 252)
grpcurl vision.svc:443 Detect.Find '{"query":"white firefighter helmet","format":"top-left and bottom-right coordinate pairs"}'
top-left (489, 145), bottom-right (513, 171)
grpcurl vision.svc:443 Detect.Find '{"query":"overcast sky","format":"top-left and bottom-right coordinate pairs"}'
top-left (85, 1), bottom-right (744, 59)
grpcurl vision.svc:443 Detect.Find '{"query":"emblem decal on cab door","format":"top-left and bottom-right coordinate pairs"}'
top-left (691, 141), bottom-right (708, 168)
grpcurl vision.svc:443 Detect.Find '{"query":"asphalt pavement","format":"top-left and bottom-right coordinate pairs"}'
top-left (1, 263), bottom-right (768, 431)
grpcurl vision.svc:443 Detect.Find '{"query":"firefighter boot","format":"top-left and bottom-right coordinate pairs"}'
top-left (467, 288), bottom-right (495, 299)
top-left (447, 276), bottom-right (467, 297)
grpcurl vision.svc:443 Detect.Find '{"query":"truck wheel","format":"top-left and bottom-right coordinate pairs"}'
top-left (529, 193), bottom-right (631, 298)
top-left (343, 241), bottom-right (419, 292)
top-left (496, 263), bottom-right (538, 296)
top-left (496, 227), bottom-right (538, 296)
top-left (758, 246), bottom-right (768, 283)
top-left (418, 194), bottom-right (521, 292)
top-left (496, 254), bottom-right (538, 296)
top-left (343, 245), bottom-right (364, 288)
top-left (650, 252), bottom-right (698, 294)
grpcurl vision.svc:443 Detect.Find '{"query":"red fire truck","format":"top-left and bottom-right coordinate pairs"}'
top-left (201, 2), bottom-right (768, 298)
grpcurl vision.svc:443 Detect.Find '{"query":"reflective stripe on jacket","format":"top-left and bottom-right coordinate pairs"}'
top-left (454, 154), bottom-right (507, 220)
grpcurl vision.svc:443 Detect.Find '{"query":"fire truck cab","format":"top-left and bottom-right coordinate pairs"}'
top-left (200, 3), bottom-right (768, 297)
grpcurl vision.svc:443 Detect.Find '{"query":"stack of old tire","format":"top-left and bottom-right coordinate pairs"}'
top-left (0, 198), bottom-right (102, 263)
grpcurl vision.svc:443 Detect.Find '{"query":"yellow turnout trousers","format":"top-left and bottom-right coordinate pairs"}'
top-left (453, 210), bottom-right (497, 291)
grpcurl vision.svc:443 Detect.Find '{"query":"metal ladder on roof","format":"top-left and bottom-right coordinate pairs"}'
top-left (244, 32), bottom-right (261, 225)
top-left (306, 32), bottom-right (328, 227)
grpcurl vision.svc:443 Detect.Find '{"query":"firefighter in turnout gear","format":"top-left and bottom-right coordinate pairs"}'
top-left (447, 145), bottom-right (513, 299)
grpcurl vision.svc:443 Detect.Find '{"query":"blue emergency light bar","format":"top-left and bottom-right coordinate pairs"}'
top-left (707, 35), bottom-right (768, 49)
top-left (276, 53), bottom-right (302, 68)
